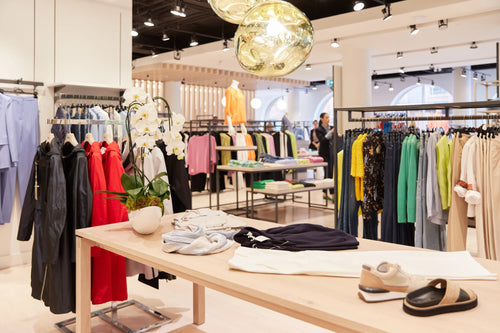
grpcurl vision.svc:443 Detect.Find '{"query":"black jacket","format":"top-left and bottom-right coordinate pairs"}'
top-left (234, 223), bottom-right (359, 251)
top-left (17, 140), bottom-right (92, 314)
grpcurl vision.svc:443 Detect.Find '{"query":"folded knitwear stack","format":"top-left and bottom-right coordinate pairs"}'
top-left (309, 179), bottom-right (334, 187)
top-left (172, 208), bottom-right (246, 232)
top-left (304, 156), bottom-right (324, 163)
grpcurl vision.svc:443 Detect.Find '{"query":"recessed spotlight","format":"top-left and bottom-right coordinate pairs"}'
top-left (311, 85), bottom-right (318, 91)
top-left (331, 38), bottom-right (339, 48)
top-left (470, 41), bottom-right (478, 49)
top-left (353, 1), bottom-right (365, 11)
top-left (409, 25), bottom-right (419, 35)
top-left (305, 64), bottom-right (312, 71)
top-left (131, 27), bottom-right (138, 37)
top-left (397, 51), bottom-right (403, 59)
top-left (430, 47), bottom-right (438, 54)
top-left (162, 33), bottom-right (170, 41)
top-left (171, 0), bottom-right (187, 17)
top-left (438, 19), bottom-right (448, 30)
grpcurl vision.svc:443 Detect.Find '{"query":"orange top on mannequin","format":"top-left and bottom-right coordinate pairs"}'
top-left (224, 80), bottom-right (247, 125)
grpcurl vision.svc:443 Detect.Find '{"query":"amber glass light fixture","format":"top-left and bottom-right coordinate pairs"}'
top-left (208, 0), bottom-right (266, 24)
top-left (234, 1), bottom-right (314, 77)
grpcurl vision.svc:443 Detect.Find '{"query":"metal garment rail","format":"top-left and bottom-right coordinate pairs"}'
top-left (332, 99), bottom-right (500, 227)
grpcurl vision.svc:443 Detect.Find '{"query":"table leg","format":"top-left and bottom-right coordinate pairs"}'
top-left (193, 283), bottom-right (205, 325)
top-left (216, 168), bottom-right (220, 210)
top-left (236, 171), bottom-right (239, 210)
top-left (251, 173), bottom-right (254, 219)
top-left (76, 236), bottom-right (91, 333)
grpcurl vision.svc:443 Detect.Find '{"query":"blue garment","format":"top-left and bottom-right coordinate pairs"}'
top-left (0, 94), bottom-right (14, 169)
top-left (87, 107), bottom-right (99, 141)
top-left (0, 96), bottom-right (39, 224)
top-left (51, 106), bottom-right (68, 143)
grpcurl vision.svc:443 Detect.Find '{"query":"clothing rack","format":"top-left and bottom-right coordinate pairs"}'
top-left (332, 99), bottom-right (500, 226)
top-left (46, 119), bottom-right (123, 125)
top-left (0, 77), bottom-right (44, 97)
top-left (55, 93), bottom-right (121, 103)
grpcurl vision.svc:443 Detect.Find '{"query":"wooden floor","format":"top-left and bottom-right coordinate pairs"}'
top-left (0, 187), bottom-right (478, 332)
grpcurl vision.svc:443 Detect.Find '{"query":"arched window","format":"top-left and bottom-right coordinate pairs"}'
top-left (391, 84), bottom-right (453, 130)
top-left (265, 96), bottom-right (288, 120)
top-left (313, 92), bottom-right (333, 125)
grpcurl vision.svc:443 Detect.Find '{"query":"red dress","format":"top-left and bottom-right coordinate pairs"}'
top-left (85, 141), bottom-right (128, 304)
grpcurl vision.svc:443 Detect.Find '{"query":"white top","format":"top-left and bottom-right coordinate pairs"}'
top-left (230, 79), bottom-right (239, 90)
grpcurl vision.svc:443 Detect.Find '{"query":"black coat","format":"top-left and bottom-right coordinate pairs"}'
top-left (156, 140), bottom-right (192, 213)
top-left (17, 140), bottom-right (92, 314)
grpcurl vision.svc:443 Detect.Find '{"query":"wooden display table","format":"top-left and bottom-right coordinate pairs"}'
top-left (75, 216), bottom-right (500, 333)
top-left (216, 162), bottom-right (328, 219)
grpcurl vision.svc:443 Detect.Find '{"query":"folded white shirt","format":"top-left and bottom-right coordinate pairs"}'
top-left (229, 247), bottom-right (496, 280)
top-left (173, 208), bottom-right (246, 232)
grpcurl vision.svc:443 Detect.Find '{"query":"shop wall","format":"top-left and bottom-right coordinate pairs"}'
top-left (254, 85), bottom-right (332, 122)
top-left (0, 0), bottom-right (132, 269)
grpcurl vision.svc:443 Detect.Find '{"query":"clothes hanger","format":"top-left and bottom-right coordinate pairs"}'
top-left (84, 133), bottom-right (95, 145)
top-left (65, 133), bottom-right (79, 146)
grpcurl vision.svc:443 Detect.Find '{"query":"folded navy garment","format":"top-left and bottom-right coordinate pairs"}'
top-left (234, 223), bottom-right (359, 251)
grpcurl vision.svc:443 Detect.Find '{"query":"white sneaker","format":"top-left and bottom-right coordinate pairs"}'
top-left (358, 262), bottom-right (427, 303)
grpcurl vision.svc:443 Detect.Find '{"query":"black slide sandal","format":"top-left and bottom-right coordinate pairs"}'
top-left (403, 278), bottom-right (478, 317)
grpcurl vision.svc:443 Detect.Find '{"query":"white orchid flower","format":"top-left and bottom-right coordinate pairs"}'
top-left (135, 119), bottom-right (158, 135)
top-left (136, 102), bottom-right (158, 123)
top-left (123, 87), bottom-right (148, 106)
top-left (171, 112), bottom-right (185, 130)
top-left (134, 135), bottom-right (156, 150)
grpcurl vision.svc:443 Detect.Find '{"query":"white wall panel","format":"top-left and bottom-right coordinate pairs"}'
top-left (0, 0), bottom-right (35, 80)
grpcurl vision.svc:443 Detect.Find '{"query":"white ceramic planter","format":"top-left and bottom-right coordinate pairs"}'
top-left (129, 206), bottom-right (162, 235)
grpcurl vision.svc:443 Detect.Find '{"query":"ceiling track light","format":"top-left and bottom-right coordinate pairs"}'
top-left (430, 47), bottom-right (438, 54)
top-left (171, 0), bottom-right (187, 17)
top-left (388, 84), bottom-right (394, 92)
top-left (382, 3), bottom-right (392, 21)
top-left (305, 64), bottom-right (312, 71)
top-left (190, 35), bottom-right (198, 47)
top-left (470, 41), bottom-right (478, 49)
top-left (409, 24), bottom-right (419, 35)
top-left (429, 64), bottom-right (435, 71)
top-left (399, 67), bottom-right (405, 74)
top-left (438, 19), bottom-right (448, 30)
top-left (151, 50), bottom-right (157, 58)
top-left (461, 67), bottom-right (467, 78)
top-left (131, 27), bottom-right (138, 37)
top-left (162, 32), bottom-right (170, 41)
top-left (396, 51), bottom-right (403, 59)
top-left (481, 74), bottom-right (486, 81)
top-left (431, 80), bottom-right (435, 86)
top-left (331, 38), bottom-right (339, 48)
top-left (174, 50), bottom-right (181, 60)
top-left (353, 1), bottom-right (365, 11)
top-left (373, 81), bottom-right (379, 90)
top-left (144, 15), bottom-right (154, 27)
top-left (400, 76), bottom-right (406, 82)
top-left (473, 72), bottom-right (479, 81)
top-left (416, 77), bottom-right (421, 85)
top-left (222, 39), bottom-right (230, 52)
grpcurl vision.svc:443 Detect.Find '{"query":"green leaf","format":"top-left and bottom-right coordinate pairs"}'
top-left (126, 187), bottom-right (143, 198)
top-left (95, 190), bottom-right (128, 196)
top-left (150, 172), bottom-right (168, 182)
top-left (121, 173), bottom-right (143, 190)
top-left (107, 196), bottom-right (128, 200)
top-left (152, 178), bottom-right (170, 196)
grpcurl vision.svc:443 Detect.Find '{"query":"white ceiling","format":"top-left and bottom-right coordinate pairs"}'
top-left (133, 0), bottom-right (500, 85)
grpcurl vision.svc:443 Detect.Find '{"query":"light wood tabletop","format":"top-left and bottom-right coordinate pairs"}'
top-left (76, 215), bottom-right (500, 333)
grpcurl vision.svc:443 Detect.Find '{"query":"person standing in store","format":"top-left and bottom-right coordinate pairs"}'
top-left (317, 113), bottom-right (334, 199)
top-left (309, 120), bottom-right (320, 150)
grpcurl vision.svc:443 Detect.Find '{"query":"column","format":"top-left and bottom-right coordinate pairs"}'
top-left (338, 48), bottom-right (372, 132)
top-left (163, 81), bottom-right (182, 114)
top-left (452, 66), bottom-right (472, 126)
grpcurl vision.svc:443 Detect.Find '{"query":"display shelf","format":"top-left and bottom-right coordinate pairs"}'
top-left (246, 183), bottom-right (334, 196)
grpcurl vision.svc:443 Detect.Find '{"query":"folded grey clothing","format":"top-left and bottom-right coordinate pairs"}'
top-left (173, 208), bottom-right (246, 231)
top-left (162, 227), bottom-right (235, 255)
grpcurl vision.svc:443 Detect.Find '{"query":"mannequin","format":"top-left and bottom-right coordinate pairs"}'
top-left (224, 79), bottom-right (246, 125)
top-left (227, 115), bottom-right (236, 136)
top-left (230, 79), bottom-right (240, 90)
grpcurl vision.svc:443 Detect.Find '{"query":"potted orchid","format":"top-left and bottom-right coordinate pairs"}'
top-left (104, 87), bottom-right (186, 234)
